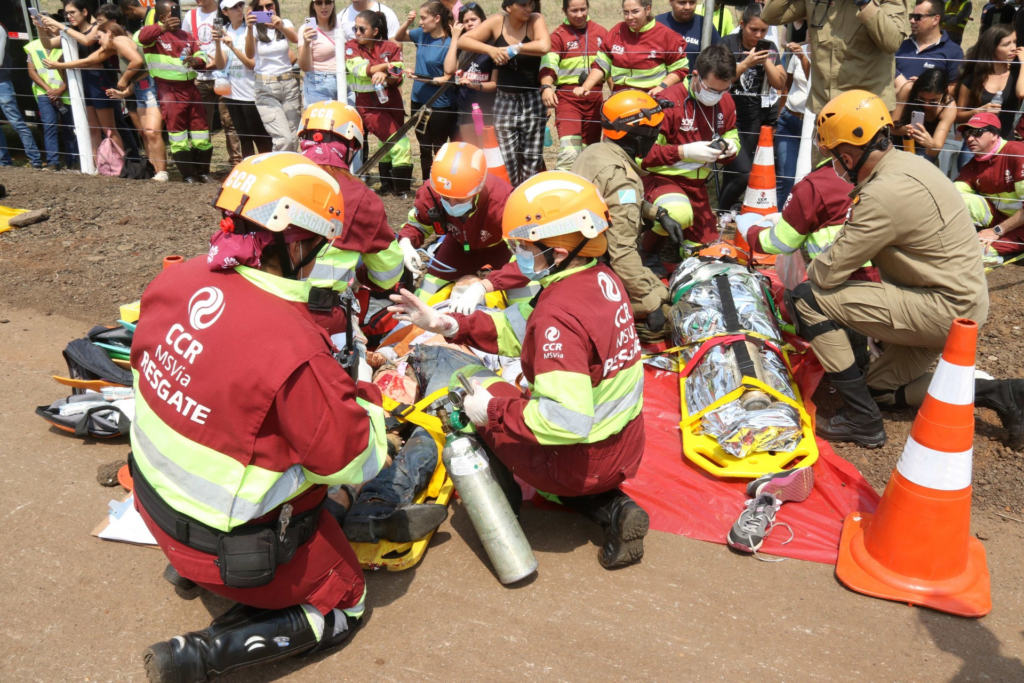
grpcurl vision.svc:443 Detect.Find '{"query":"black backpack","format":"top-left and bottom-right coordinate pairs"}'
top-left (120, 155), bottom-right (155, 180)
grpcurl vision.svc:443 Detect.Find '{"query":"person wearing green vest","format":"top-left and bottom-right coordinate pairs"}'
top-left (117, 0), bottom-right (159, 30)
top-left (25, 39), bottom-right (77, 170)
top-left (695, 0), bottom-right (735, 35)
top-left (941, 0), bottom-right (971, 45)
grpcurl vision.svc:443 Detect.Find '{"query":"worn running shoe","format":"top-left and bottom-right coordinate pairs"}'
top-left (727, 493), bottom-right (788, 556)
top-left (745, 467), bottom-right (815, 503)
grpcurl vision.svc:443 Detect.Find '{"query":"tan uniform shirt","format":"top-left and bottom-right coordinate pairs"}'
top-left (572, 141), bottom-right (669, 314)
top-left (808, 149), bottom-right (989, 330)
top-left (762, 0), bottom-right (911, 112)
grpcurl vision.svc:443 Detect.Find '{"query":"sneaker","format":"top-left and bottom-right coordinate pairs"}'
top-left (745, 467), bottom-right (815, 503)
top-left (46, 164), bottom-right (61, 172)
top-left (183, 176), bottom-right (197, 184)
top-left (152, 171), bottom-right (169, 182)
top-left (727, 493), bottom-right (791, 558)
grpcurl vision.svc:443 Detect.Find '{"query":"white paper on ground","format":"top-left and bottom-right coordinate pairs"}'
top-left (96, 494), bottom-right (158, 546)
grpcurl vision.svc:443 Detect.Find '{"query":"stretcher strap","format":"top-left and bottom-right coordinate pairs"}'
top-left (714, 274), bottom-right (759, 378)
top-left (682, 375), bottom-right (811, 433)
top-left (382, 387), bottom-right (449, 449)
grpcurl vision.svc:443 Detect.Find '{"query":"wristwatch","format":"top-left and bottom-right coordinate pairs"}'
top-left (993, 224), bottom-right (1005, 237)
top-left (540, 84), bottom-right (554, 90)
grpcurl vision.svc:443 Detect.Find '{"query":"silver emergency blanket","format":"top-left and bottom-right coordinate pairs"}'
top-left (671, 257), bottom-right (802, 458)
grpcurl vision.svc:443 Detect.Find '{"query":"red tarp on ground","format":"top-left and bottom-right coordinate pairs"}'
top-left (619, 344), bottom-right (881, 564)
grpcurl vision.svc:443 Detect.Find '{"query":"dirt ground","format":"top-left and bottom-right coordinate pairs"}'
top-left (2, 167), bottom-right (1024, 682)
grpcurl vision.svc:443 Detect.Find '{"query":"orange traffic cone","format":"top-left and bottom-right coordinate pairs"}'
top-left (835, 318), bottom-right (991, 617)
top-left (740, 126), bottom-right (778, 217)
top-left (481, 126), bottom-right (511, 185)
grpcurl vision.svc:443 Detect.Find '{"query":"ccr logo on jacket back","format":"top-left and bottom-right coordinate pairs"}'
top-left (188, 287), bottom-right (226, 330)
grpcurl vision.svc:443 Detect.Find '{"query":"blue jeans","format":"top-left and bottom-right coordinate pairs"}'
top-left (0, 79), bottom-right (41, 167)
top-left (303, 71), bottom-right (337, 106)
top-left (775, 107), bottom-right (803, 208)
top-left (36, 94), bottom-right (78, 168)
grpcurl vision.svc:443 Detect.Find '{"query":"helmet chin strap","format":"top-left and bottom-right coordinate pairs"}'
top-left (833, 130), bottom-right (892, 185)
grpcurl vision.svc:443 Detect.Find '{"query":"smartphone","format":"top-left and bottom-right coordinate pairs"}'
top-left (252, 10), bottom-right (274, 23)
top-left (304, 16), bottom-right (316, 40)
top-left (170, 3), bottom-right (181, 20)
top-left (911, 111), bottom-right (925, 129)
top-left (755, 39), bottom-right (774, 55)
top-left (709, 136), bottom-right (729, 153)
top-left (28, 7), bottom-right (39, 20)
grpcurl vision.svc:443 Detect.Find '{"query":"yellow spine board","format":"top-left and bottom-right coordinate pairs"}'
top-left (678, 346), bottom-right (819, 479)
top-left (351, 388), bottom-right (454, 571)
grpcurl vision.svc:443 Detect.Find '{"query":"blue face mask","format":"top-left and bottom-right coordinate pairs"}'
top-left (514, 245), bottom-right (553, 281)
top-left (441, 197), bottom-right (474, 216)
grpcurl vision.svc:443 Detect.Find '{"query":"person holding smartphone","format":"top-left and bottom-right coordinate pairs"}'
top-left (894, 68), bottom-right (956, 163)
top-left (298, 0), bottom-right (339, 106)
top-left (245, 0), bottom-right (300, 151)
top-left (214, 0), bottom-right (272, 157)
top-left (186, 0), bottom-right (243, 165)
top-left (138, 0), bottom-right (213, 182)
top-left (717, 2), bottom-right (785, 211)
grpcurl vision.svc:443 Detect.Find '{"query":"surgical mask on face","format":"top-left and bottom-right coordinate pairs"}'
top-left (695, 77), bottom-right (724, 107)
top-left (441, 197), bottom-right (474, 216)
top-left (514, 245), bottom-right (552, 281)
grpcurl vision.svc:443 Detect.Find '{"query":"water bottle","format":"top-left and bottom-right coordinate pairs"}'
top-left (441, 431), bottom-right (537, 585)
top-left (506, 42), bottom-right (522, 59)
top-left (214, 70), bottom-right (232, 97)
top-left (471, 102), bottom-right (484, 137)
top-left (375, 82), bottom-right (389, 103)
top-left (180, 46), bottom-right (190, 64)
top-left (544, 125), bottom-right (552, 147)
top-left (992, 90), bottom-right (1004, 107)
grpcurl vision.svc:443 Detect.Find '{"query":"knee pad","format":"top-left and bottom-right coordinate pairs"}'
top-left (960, 191), bottom-right (994, 228)
top-left (785, 281), bottom-right (841, 341)
top-left (652, 193), bottom-right (694, 233)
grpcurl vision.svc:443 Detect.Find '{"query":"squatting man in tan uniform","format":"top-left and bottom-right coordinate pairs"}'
top-left (787, 90), bottom-right (1024, 450)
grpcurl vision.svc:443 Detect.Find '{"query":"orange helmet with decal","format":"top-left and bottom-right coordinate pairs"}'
top-left (601, 90), bottom-right (665, 141)
top-left (299, 100), bottom-right (364, 146)
top-left (214, 152), bottom-right (344, 239)
top-left (429, 142), bottom-right (487, 198)
top-left (502, 171), bottom-right (610, 257)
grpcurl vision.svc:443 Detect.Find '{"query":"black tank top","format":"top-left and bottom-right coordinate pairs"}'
top-left (494, 19), bottom-right (540, 93)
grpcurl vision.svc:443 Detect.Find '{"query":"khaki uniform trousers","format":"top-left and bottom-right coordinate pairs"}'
top-left (795, 280), bottom-right (971, 406)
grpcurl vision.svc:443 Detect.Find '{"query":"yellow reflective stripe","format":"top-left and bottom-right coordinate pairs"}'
top-left (131, 386), bottom-right (314, 531)
top-left (609, 64), bottom-right (669, 87)
top-left (363, 241), bottom-right (404, 289)
top-left (761, 216), bottom-right (803, 255)
top-left (490, 302), bottom-right (530, 357)
top-left (303, 397), bottom-right (388, 487)
top-left (236, 265), bottom-right (311, 302)
top-left (589, 363), bottom-right (644, 441)
top-left (307, 244), bottom-right (358, 292)
top-left (405, 207), bottom-right (433, 236)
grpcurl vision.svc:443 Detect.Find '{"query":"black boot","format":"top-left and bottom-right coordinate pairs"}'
top-left (817, 366), bottom-right (887, 448)
top-left (392, 164), bottom-right (413, 199)
top-left (143, 603), bottom-right (360, 682)
top-left (342, 500), bottom-right (448, 543)
top-left (562, 489), bottom-right (650, 569)
top-left (193, 147), bottom-right (214, 183)
top-left (172, 151), bottom-right (195, 183)
top-left (376, 162), bottom-right (394, 196)
top-left (976, 379), bottom-right (1024, 450)
top-left (163, 563), bottom-right (196, 591)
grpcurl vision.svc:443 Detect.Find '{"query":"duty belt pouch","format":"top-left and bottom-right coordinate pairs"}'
top-left (217, 527), bottom-right (278, 588)
top-left (308, 286), bottom-right (338, 313)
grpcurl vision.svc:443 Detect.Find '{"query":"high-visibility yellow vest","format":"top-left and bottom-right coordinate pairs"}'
top-left (24, 40), bottom-right (69, 103)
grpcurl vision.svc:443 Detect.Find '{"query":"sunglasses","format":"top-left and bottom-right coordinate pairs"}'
top-left (313, 0), bottom-right (333, 5)
top-left (909, 12), bottom-right (938, 20)
top-left (257, 3), bottom-right (274, 10)
top-left (354, 25), bottom-right (369, 32)
top-left (963, 127), bottom-right (994, 139)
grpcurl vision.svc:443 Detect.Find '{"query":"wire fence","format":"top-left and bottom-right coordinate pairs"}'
top-left (11, 28), bottom-right (1024, 201)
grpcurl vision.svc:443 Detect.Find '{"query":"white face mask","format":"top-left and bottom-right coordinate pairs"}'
top-left (695, 77), bottom-right (724, 106)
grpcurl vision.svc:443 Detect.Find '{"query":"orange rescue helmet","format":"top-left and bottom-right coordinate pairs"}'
top-left (299, 100), bottom-right (364, 146)
top-left (816, 90), bottom-right (893, 150)
top-left (601, 90), bottom-right (665, 141)
top-left (215, 152), bottom-right (345, 240)
top-left (502, 171), bottom-right (610, 258)
top-left (429, 142), bottom-right (487, 198)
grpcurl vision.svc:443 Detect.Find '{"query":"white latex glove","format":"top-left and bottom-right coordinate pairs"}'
top-left (388, 288), bottom-right (459, 337)
top-left (449, 281), bottom-right (487, 314)
top-left (399, 238), bottom-right (424, 276)
top-left (357, 356), bottom-right (373, 383)
top-left (735, 212), bottom-right (781, 241)
top-left (463, 380), bottom-right (494, 426)
top-left (723, 137), bottom-right (739, 158)
top-left (682, 141), bottom-right (723, 164)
